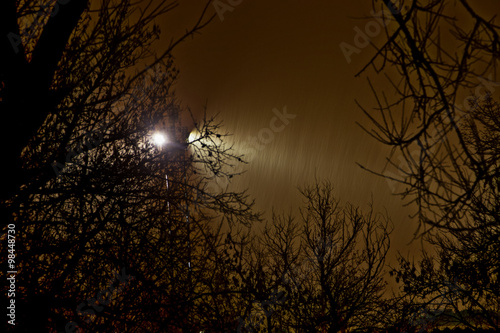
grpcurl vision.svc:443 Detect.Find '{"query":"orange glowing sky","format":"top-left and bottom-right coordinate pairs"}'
top-left (156, 0), bottom-right (500, 262)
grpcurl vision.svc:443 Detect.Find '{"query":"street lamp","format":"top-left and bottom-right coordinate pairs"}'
top-left (152, 132), bottom-right (167, 147)
top-left (151, 130), bottom-right (192, 277)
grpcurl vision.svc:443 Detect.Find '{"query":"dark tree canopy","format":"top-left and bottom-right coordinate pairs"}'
top-left (1, 1), bottom-right (260, 332)
top-left (5, 0), bottom-right (499, 332)
top-left (358, 0), bottom-right (500, 330)
top-left (234, 181), bottom-right (392, 332)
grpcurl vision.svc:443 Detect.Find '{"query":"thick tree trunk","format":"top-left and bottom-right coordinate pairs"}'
top-left (1, 0), bottom-right (89, 203)
top-left (1, 2), bottom-right (88, 331)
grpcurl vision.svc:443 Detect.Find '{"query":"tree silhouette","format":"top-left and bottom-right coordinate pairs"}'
top-left (237, 181), bottom-right (392, 332)
top-left (357, 0), bottom-right (500, 330)
top-left (1, 1), bottom-right (261, 332)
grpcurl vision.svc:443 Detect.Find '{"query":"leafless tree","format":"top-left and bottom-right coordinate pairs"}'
top-left (357, 0), bottom-right (500, 330)
top-left (239, 181), bottom-right (392, 332)
top-left (357, 0), bottom-right (499, 235)
top-left (1, 1), bottom-right (261, 332)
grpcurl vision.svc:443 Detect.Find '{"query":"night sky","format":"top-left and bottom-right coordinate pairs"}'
top-left (2, 1), bottom-right (499, 331)
top-left (155, 0), bottom-right (500, 264)
top-left (159, 1), bottom-right (423, 260)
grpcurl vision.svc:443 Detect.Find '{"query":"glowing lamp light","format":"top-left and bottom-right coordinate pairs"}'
top-left (152, 132), bottom-right (167, 146)
top-left (188, 130), bottom-right (199, 143)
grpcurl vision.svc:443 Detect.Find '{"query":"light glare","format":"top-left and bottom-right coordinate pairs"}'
top-left (152, 132), bottom-right (167, 146)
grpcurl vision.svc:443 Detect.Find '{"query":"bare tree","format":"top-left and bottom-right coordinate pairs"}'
top-left (1, 1), bottom-right (262, 332)
top-left (357, 0), bottom-right (499, 235)
top-left (357, 0), bottom-right (500, 330)
top-left (242, 181), bottom-right (392, 332)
